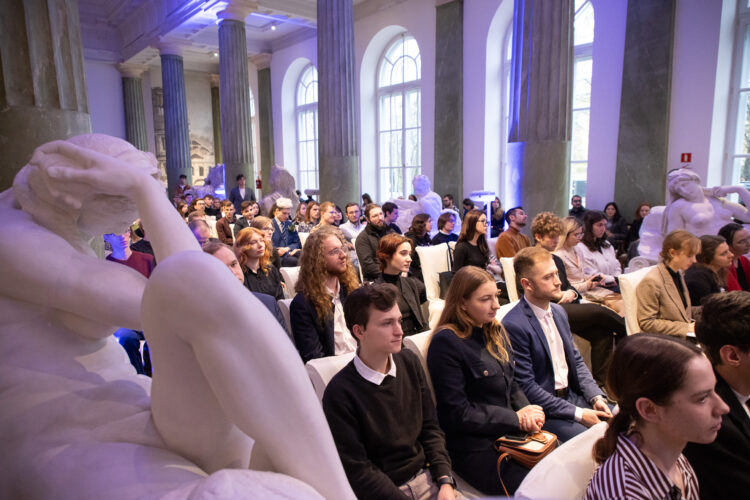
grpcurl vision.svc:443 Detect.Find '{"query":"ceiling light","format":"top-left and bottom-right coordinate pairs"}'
top-left (211, 51), bottom-right (219, 58)
top-left (270, 23), bottom-right (277, 31)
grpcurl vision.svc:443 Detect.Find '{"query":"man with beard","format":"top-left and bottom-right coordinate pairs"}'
top-left (356, 204), bottom-right (395, 281)
top-left (502, 247), bottom-right (611, 442)
top-left (495, 206), bottom-right (530, 258)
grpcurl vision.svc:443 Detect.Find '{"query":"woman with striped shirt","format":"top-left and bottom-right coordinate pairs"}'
top-left (586, 334), bottom-right (728, 500)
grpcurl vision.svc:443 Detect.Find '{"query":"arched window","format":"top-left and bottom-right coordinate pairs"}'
top-left (296, 64), bottom-right (318, 191)
top-left (570, 0), bottom-right (594, 203)
top-left (377, 34), bottom-right (421, 201)
top-left (250, 89), bottom-right (259, 178)
top-left (727, 2), bottom-right (750, 187)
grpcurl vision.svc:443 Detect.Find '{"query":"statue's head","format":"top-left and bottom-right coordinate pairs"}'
top-left (412, 175), bottom-right (431, 196)
top-left (13, 134), bottom-right (159, 236)
top-left (666, 168), bottom-right (703, 202)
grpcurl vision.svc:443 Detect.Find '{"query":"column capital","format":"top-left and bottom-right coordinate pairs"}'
top-left (217, 1), bottom-right (258, 22)
top-left (158, 41), bottom-right (183, 57)
top-left (250, 53), bottom-right (272, 70)
top-left (210, 73), bottom-right (221, 88)
top-left (435, 0), bottom-right (458, 6)
top-left (117, 63), bottom-right (149, 79)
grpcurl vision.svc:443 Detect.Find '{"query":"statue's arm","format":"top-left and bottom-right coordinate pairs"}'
top-left (711, 185), bottom-right (750, 220)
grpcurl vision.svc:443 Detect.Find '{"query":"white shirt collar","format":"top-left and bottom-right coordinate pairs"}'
top-left (326, 279), bottom-right (340, 298)
top-left (524, 296), bottom-right (552, 319)
top-left (353, 352), bottom-right (397, 385)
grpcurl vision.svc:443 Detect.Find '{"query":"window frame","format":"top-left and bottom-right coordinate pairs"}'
top-left (569, 0), bottom-right (594, 205)
top-left (724, 2), bottom-right (750, 187)
top-left (295, 64), bottom-right (319, 192)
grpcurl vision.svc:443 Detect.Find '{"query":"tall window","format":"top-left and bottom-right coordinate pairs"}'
top-left (728, 2), bottom-right (750, 188)
top-left (296, 64), bottom-right (318, 191)
top-left (377, 34), bottom-right (421, 201)
top-left (250, 90), bottom-right (258, 178)
top-left (570, 0), bottom-right (594, 203)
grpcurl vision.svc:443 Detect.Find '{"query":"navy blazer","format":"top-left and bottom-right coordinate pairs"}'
top-left (428, 327), bottom-right (530, 452)
top-left (290, 286), bottom-right (348, 362)
top-left (271, 218), bottom-right (301, 251)
top-left (502, 299), bottom-right (602, 420)
top-left (228, 186), bottom-right (255, 213)
top-left (683, 372), bottom-right (750, 500)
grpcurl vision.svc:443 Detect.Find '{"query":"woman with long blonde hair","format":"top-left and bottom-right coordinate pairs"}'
top-left (427, 266), bottom-right (545, 496)
top-left (234, 227), bottom-right (284, 300)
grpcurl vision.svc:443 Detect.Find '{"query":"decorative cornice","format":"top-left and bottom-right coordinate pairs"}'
top-left (249, 52), bottom-right (272, 69)
top-left (217, 1), bottom-right (259, 22)
top-left (117, 63), bottom-right (150, 78)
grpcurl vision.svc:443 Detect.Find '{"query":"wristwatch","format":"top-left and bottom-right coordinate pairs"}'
top-left (436, 475), bottom-right (456, 489)
top-left (590, 395), bottom-right (606, 406)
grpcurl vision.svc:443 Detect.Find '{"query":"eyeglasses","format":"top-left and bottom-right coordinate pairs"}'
top-left (326, 247), bottom-right (346, 257)
top-left (478, 219), bottom-right (487, 225)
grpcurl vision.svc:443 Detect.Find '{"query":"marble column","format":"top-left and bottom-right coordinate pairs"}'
top-left (614, 0), bottom-right (675, 217)
top-left (252, 53), bottom-right (274, 197)
top-left (118, 64), bottom-right (149, 152)
top-left (317, 0), bottom-right (359, 207)
top-left (0, 0), bottom-right (91, 191)
top-left (434, 0), bottom-right (463, 201)
top-left (506, 0), bottom-right (574, 220)
top-left (160, 45), bottom-right (192, 197)
top-left (218, 6), bottom-right (255, 197)
top-left (210, 74), bottom-right (222, 165)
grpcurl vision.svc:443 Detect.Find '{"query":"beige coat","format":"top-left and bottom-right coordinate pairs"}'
top-left (636, 263), bottom-right (692, 336)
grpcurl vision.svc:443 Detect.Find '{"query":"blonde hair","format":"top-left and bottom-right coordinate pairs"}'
top-left (556, 216), bottom-right (582, 251)
top-left (660, 229), bottom-right (701, 263)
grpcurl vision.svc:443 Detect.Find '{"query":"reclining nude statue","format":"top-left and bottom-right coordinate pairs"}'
top-left (0, 135), bottom-right (355, 499)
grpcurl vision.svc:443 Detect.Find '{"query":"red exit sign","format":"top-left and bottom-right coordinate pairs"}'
top-left (681, 153), bottom-right (692, 163)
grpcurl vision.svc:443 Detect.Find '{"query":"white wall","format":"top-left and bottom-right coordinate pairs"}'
top-left (84, 61), bottom-right (126, 140)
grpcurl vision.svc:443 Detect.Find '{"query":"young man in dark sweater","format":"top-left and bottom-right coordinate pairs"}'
top-left (322, 284), bottom-right (457, 500)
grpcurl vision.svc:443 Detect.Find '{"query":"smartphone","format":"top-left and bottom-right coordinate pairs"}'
top-left (501, 431), bottom-right (529, 442)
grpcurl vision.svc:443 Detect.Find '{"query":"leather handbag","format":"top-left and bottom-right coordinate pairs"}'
top-left (495, 430), bottom-right (558, 496)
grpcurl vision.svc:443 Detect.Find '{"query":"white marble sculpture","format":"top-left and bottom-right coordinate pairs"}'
top-left (635, 167), bottom-right (750, 263)
top-left (390, 174), bottom-right (460, 235)
top-left (0, 134), bottom-right (354, 499)
top-left (261, 165), bottom-right (300, 216)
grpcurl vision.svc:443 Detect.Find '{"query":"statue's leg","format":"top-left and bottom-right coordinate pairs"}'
top-left (141, 251), bottom-right (355, 500)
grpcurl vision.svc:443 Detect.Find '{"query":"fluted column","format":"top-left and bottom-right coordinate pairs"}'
top-left (118, 64), bottom-right (149, 152)
top-left (0, 0), bottom-right (91, 190)
top-left (252, 53), bottom-right (274, 196)
top-left (506, 0), bottom-right (573, 219)
top-left (210, 74), bottom-right (222, 165)
top-left (317, 0), bottom-right (359, 207)
top-left (160, 45), bottom-right (192, 197)
top-left (218, 5), bottom-right (255, 195)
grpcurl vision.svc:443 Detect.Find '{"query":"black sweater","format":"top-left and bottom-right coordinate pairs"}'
top-left (452, 240), bottom-right (488, 271)
top-left (322, 350), bottom-right (452, 499)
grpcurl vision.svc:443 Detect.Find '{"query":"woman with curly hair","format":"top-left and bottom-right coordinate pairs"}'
top-left (290, 226), bottom-right (361, 362)
top-left (234, 227), bottom-right (285, 301)
top-left (297, 200), bottom-right (320, 232)
top-left (251, 216), bottom-right (281, 268)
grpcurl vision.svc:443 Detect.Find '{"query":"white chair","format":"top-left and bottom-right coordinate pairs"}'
top-left (415, 244), bottom-right (452, 327)
top-left (279, 266), bottom-right (301, 296)
top-left (298, 231), bottom-right (309, 248)
top-left (499, 257), bottom-right (518, 302)
top-left (402, 331), bottom-right (435, 400)
top-left (515, 422), bottom-right (607, 500)
top-left (305, 352), bottom-right (356, 402)
top-left (488, 236), bottom-right (499, 259)
top-left (276, 298), bottom-right (294, 340)
top-left (229, 223), bottom-right (235, 244)
top-left (618, 265), bottom-right (655, 335)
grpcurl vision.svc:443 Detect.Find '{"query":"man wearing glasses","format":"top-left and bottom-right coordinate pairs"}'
top-left (495, 206), bottom-right (530, 258)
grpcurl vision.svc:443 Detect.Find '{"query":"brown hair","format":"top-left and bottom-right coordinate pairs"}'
top-left (409, 213), bottom-right (431, 238)
top-left (660, 229), bottom-right (701, 263)
top-left (296, 226), bottom-right (360, 323)
top-left (202, 240), bottom-right (232, 256)
top-left (696, 291), bottom-right (750, 365)
top-left (377, 233), bottom-right (413, 271)
top-left (513, 246), bottom-right (553, 281)
top-left (220, 199), bottom-right (233, 209)
top-left (695, 235), bottom-right (729, 287)
top-left (304, 201), bottom-right (320, 223)
top-left (592, 334), bottom-right (703, 463)
top-left (234, 227), bottom-right (272, 274)
top-left (458, 209), bottom-right (489, 259)
top-left (364, 203), bottom-right (381, 220)
top-left (437, 212), bottom-right (455, 231)
top-left (531, 211), bottom-right (563, 240)
top-left (251, 216), bottom-right (273, 232)
top-left (187, 210), bottom-right (206, 223)
top-left (633, 202), bottom-right (651, 221)
top-left (343, 283), bottom-right (399, 333)
top-left (582, 210), bottom-right (611, 252)
top-left (433, 266), bottom-right (510, 363)
top-left (319, 201), bottom-right (336, 225)
top-left (240, 200), bottom-right (254, 211)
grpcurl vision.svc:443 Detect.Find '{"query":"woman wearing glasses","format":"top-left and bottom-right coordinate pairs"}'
top-left (453, 209), bottom-right (502, 276)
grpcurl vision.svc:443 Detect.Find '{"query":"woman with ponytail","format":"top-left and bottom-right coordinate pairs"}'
top-left (585, 334), bottom-right (728, 500)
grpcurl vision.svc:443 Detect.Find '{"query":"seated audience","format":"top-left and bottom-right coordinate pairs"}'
top-left (374, 234), bottom-right (428, 336)
top-left (203, 194), bottom-right (221, 218)
top-left (603, 202), bottom-right (627, 251)
top-left (428, 266), bottom-right (544, 495)
top-left (251, 216), bottom-right (281, 268)
top-left (454, 209), bottom-right (497, 274)
top-left (294, 200), bottom-right (307, 225)
top-left (233, 200), bottom-right (255, 238)
top-left (270, 197), bottom-right (302, 267)
top-left (503, 247), bottom-right (611, 442)
top-left (569, 194), bottom-right (586, 220)
top-left (586, 334), bottom-right (728, 500)
top-left (685, 235), bottom-right (732, 309)
top-left (188, 219), bottom-right (212, 247)
top-left (718, 222), bottom-right (750, 291)
top-left (461, 198), bottom-right (475, 218)
top-left (382, 201), bottom-right (402, 234)
top-left (495, 206), bottom-right (530, 258)
top-left (532, 212), bottom-right (626, 385)
top-left (188, 197), bottom-right (207, 215)
top-left (361, 193), bottom-right (374, 213)
top-left (176, 200), bottom-right (189, 219)
top-left (356, 203), bottom-right (395, 281)
top-left (186, 210), bottom-right (206, 224)
top-left (578, 210), bottom-right (622, 288)
top-left (404, 213), bottom-right (432, 281)
top-left (323, 284), bottom-right (456, 500)
top-left (683, 292), bottom-right (750, 500)
top-left (339, 202), bottom-right (366, 242)
top-left (490, 196), bottom-right (504, 237)
top-left (637, 230), bottom-right (700, 337)
top-left (312, 201), bottom-right (338, 231)
top-left (624, 202), bottom-right (651, 251)
top-left (333, 205), bottom-right (344, 227)
top-left (431, 212), bottom-right (458, 245)
top-left (202, 240), bottom-right (288, 334)
top-left (291, 226), bottom-right (360, 362)
top-left (297, 200), bottom-right (320, 232)
top-left (442, 193), bottom-right (458, 211)
top-left (215, 200), bottom-right (236, 246)
top-left (235, 227), bottom-right (285, 301)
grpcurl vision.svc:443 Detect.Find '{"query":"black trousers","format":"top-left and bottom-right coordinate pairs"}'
top-left (559, 302), bottom-right (626, 385)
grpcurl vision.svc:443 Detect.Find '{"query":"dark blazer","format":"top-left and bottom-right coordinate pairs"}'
top-left (271, 218), bottom-right (301, 251)
top-left (233, 216), bottom-right (252, 238)
top-left (428, 327), bottom-right (530, 452)
top-left (373, 273), bottom-right (428, 334)
top-left (355, 223), bottom-right (393, 281)
top-left (684, 264), bottom-right (721, 306)
top-left (502, 299), bottom-right (602, 420)
top-left (228, 186), bottom-right (255, 213)
top-left (290, 285), bottom-right (348, 362)
top-left (215, 216), bottom-right (235, 246)
top-left (683, 372), bottom-right (750, 500)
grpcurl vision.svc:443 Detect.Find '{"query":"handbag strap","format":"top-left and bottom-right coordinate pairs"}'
top-left (446, 243), bottom-right (454, 270)
top-left (496, 452), bottom-right (512, 498)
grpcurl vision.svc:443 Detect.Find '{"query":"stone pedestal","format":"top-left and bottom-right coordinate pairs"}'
top-left (506, 0), bottom-right (574, 219)
top-left (614, 0), bottom-right (675, 217)
top-left (119, 64), bottom-right (149, 152)
top-left (317, 0), bottom-right (359, 207)
top-left (160, 48), bottom-right (192, 197)
top-left (210, 74), bottom-right (222, 165)
top-left (218, 12), bottom-right (255, 195)
top-left (253, 54), bottom-right (275, 197)
top-left (0, 0), bottom-right (91, 190)
top-left (434, 0), bottom-right (463, 200)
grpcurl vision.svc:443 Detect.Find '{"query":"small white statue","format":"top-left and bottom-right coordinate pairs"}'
top-left (0, 134), bottom-right (354, 499)
top-left (390, 174), bottom-right (458, 235)
top-left (261, 165), bottom-right (300, 216)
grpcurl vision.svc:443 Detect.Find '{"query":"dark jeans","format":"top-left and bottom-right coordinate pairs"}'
top-left (114, 328), bottom-right (151, 377)
top-left (543, 390), bottom-right (590, 442)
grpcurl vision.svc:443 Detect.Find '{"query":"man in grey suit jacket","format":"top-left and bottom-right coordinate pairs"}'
top-left (502, 247), bottom-right (611, 442)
